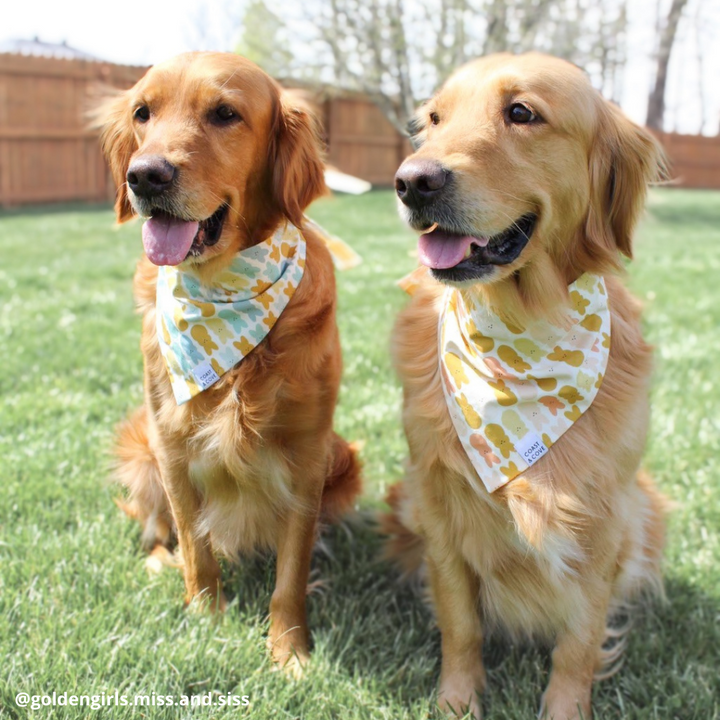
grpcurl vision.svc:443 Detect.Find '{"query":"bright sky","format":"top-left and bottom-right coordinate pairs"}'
top-left (3, 0), bottom-right (719, 135)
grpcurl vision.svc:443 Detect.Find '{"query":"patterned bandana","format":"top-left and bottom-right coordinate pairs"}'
top-left (402, 270), bottom-right (611, 493)
top-left (156, 222), bottom-right (307, 405)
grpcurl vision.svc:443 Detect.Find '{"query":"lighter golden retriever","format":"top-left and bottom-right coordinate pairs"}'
top-left (97, 52), bottom-right (361, 674)
top-left (384, 53), bottom-right (667, 719)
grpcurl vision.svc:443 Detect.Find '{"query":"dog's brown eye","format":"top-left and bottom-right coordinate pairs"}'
top-left (134, 105), bottom-right (150, 122)
top-left (508, 103), bottom-right (537, 124)
top-left (430, 112), bottom-right (440, 126)
top-left (214, 105), bottom-right (240, 124)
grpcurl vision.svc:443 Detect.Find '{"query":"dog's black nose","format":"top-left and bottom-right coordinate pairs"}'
top-left (126, 155), bottom-right (176, 198)
top-left (395, 159), bottom-right (450, 208)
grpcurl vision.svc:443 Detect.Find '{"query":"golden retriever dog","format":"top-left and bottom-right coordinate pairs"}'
top-left (384, 53), bottom-right (667, 719)
top-left (96, 52), bottom-right (361, 674)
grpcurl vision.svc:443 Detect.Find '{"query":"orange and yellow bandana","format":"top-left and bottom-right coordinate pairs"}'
top-left (402, 269), bottom-right (611, 493)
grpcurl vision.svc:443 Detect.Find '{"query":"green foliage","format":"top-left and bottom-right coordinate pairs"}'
top-left (0, 190), bottom-right (718, 719)
top-left (236, 0), bottom-right (294, 79)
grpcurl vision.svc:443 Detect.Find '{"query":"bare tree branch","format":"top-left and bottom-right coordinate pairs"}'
top-left (269, 0), bottom-right (632, 134)
top-left (646, 0), bottom-right (690, 130)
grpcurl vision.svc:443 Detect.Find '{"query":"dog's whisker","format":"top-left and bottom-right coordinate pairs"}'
top-left (219, 70), bottom-right (238, 90)
top-left (206, 189), bottom-right (248, 235)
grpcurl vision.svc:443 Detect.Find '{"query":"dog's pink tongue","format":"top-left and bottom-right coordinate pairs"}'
top-left (418, 230), bottom-right (488, 270)
top-left (142, 216), bottom-right (199, 266)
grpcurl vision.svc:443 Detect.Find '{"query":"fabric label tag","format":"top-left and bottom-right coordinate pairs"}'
top-left (191, 362), bottom-right (220, 390)
top-left (516, 433), bottom-right (549, 467)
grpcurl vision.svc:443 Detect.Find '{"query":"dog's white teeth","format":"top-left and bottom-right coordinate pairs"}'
top-left (464, 245), bottom-right (473, 259)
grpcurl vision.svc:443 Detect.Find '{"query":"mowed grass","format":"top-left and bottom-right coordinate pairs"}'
top-left (0, 189), bottom-right (718, 720)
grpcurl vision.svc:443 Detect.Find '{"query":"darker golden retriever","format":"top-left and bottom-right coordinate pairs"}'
top-left (97, 52), bottom-right (361, 674)
top-left (384, 53), bottom-right (667, 719)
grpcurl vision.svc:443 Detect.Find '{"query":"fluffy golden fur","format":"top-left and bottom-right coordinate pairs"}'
top-left (384, 53), bottom-right (668, 719)
top-left (97, 52), bottom-right (361, 673)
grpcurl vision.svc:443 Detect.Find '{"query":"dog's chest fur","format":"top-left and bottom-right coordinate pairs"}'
top-left (187, 442), bottom-right (294, 559)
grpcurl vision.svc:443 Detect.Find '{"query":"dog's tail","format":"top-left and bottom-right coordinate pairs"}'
top-left (320, 432), bottom-right (363, 522)
top-left (379, 482), bottom-right (426, 580)
top-left (112, 406), bottom-right (175, 553)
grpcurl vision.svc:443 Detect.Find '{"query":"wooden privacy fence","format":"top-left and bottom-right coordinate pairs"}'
top-left (0, 53), bottom-right (146, 207)
top-left (322, 95), bottom-right (412, 186)
top-left (652, 131), bottom-right (720, 189)
top-left (0, 53), bottom-right (410, 208)
top-left (0, 52), bottom-right (718, 208)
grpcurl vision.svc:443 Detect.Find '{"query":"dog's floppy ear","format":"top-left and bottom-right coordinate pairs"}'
top-left (585, 99), bottom-right (666, 266)
top-left (271, 91), bottom-right (327, 227)
top-left (90, 88), bottom-right (137, 223)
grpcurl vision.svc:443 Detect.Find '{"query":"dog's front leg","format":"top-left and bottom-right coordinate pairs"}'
top-left (153, 436), bottom-right (225, 611)
top-left (427, 543), bottom-right (485, 719)
top-left (539, 587), bottom-right (611, 720)
top-left (267, 450), bottom-right (325, 677)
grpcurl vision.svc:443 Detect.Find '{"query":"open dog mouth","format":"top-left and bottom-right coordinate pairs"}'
top-left (141, 204), bottom-right (228, 266)
top-left (418, 213), bottom-right (537, 282)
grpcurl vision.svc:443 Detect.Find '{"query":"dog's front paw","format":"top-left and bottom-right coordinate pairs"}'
top-left (538, 689), bottom-right (591, 720)
top-left (267, 624), bottom-right (310, 680)
top-left (438, 673), bottom-right (483, 719)
top-left (184, 588), bottom-right (227, 614)
top-left (271, 650), bottom-right (309, 680)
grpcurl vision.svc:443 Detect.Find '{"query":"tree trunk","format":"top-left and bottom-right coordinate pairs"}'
top-left (646, 0), bottom-right (689, 130)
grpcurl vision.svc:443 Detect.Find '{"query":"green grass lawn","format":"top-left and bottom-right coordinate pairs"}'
top-left (1, 189), bottom-right (719, 719)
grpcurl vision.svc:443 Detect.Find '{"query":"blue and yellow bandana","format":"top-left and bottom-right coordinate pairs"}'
top-left (156, 222), bottom-right (306, 404)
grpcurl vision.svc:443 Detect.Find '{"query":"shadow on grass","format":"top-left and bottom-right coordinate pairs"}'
top-left (220, 519), bottom-right (719, 717)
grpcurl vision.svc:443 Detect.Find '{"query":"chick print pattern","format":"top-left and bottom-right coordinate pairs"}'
top-left (439, 273), bottom-right (611, 493)
top-left (156, 222), bottom-right (306, 405)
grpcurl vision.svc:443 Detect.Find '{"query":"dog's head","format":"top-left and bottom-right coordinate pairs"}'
top-left (94, 52), bottom-right (326, 269)
top-left (396, 53), bottom-right (665, 320)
